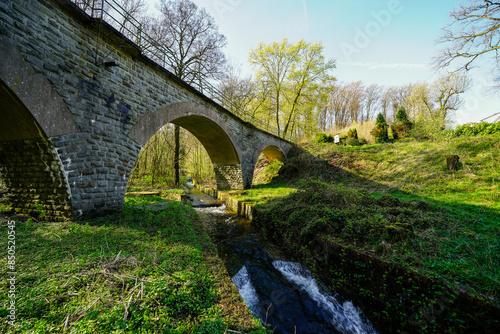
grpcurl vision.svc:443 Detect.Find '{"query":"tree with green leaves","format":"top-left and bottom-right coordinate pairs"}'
top-left (391, 106), bottom-right (413, 139)
top-left (249, 39), bottom-right (335, 139)
top-left (371, 113), bottom-right (389, 143)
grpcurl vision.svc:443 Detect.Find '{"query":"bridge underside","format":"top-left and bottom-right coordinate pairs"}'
top-left (0, 80), bottom-right (72, 220)
top-left (171, 116), bottom-right (244, 190)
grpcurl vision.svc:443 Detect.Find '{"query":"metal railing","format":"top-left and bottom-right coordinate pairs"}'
top-left (70, 0), bottom-right (282, 139)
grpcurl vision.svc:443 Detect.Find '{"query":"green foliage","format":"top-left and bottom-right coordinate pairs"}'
top-left (0, 200), bottom-right (266, 333)
top-left (249, 38), bottom-right (336, 139)
top-left (375, 113), bottom-right (388, 126)
top-left (240, 133), bottom-right (500, 332)
top-left (391, 123), bottom-right (413, 140)
top-left (347, 128), bottom-right (358, 139)
top-left (33, 201), bottom-right (47, 219)
top-left (410, 118), bottom-right (446, 141)
top-left (391, 107), bottom-right (413, 140)
top-left (313, 132), bottom-right (334, 143)
top-left (371, 113), bottom-right (389, 143)
top-left (454, 121), bottom-right (500, 137)
top-left (254, 179), bottom-right (444, 245)
top-left (346, 138), bottom-right (360, 146)
top-left (358, 137), bottom-right (368, 145)
top-left (394, 107), bottom-right (411, 124)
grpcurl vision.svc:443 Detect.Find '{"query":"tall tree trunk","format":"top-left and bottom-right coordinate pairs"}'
top-left (174, 124), bottom-right (180, 187)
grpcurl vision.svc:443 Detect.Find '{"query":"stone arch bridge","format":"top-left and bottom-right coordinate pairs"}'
top-left (0, 0), bottom-right (293, 219)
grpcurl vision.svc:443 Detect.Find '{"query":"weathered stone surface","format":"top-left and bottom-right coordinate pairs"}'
top-left (0, 0), bottom-right (293, 218)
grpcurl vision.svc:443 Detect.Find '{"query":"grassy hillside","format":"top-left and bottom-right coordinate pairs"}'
top-left (232, 134), bottom-right (500, 303)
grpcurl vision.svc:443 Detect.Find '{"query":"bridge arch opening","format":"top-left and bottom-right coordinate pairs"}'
top-left (0, 79), bottom-right (72, 220)
top-left (250, 141), bottom-right (288, 186)
top-left (128, 102), bottom-right (245, 191)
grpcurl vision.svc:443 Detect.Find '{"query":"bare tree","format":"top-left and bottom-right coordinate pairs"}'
top-left (158, 0), bottom-right (227, 85)
top-left (323, 81), bottom-right (365, 130)
top-left (381, 84), bottom-right (412, 123)
top-left (406, 73), bottom-right (471, 125)
top-left (118, 0), bottom-right (147, 36)
top-left (435, 0), bottom-right (500, 73)
top-left (432, 72), bottom-right (472, 120)
top-left (150, 0), bottom-right (228, 187)
top-left (363, 84), bottom-right (382, 122)
top-left (218, 63), bottom-right (256, 113)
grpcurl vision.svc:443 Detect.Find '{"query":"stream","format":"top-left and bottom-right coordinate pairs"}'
top-left (186, 186), bottom-right (378, 334)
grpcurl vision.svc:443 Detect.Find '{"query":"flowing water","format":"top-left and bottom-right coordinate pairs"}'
top-left (188, 186), bottom-right (378, 334)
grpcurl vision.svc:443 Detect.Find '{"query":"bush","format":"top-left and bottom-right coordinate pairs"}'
top-left (391, 107), bottom-right (413, 140)
top-left (314, 132), bottom-right (334, 143)
top-left (410, 118), bottom-right (446, 141)
top-left (359, 137), bottom-right (368, 145)
top-left (454, 122), bottom-right (500, 137)
top-left (347, 128), bottom-right (358, 139)
top-left (346, 138), bottom-right (360, 146)
top-left (371, 113), bottom-right (389, 143)
top-left (391, 123), bottom-right (412, 139)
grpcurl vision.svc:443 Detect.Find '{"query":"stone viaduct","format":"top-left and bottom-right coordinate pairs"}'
top-left (0, 0), bottom-right (293, 220)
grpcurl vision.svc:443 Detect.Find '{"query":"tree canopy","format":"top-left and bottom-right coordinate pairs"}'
top-left (249, 39), bottom-right (335, 139)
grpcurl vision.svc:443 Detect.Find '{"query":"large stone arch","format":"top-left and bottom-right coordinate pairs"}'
top-left (128, 102), bottom-right (245, 190)
top-left (0, 37), bottom-right (79, 220)
top-left (0, 36), bottom-right (79, 138)
top-left (0, 80), bottom-right (73, 220)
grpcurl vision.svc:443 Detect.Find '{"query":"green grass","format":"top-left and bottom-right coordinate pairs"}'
top-left (237, 134), bottom-right (500, 305)
top-left (0, 197), bottom-right (266, 333)
top-left (223, 184), bottom-right (297, 207)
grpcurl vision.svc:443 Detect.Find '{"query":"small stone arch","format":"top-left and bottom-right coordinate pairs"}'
top-left (252, 140), bottom-right (288, 167)
top-left (128, 102), bottom-right (245, 190)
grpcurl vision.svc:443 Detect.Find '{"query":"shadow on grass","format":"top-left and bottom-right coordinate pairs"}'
top-left (270, 145), bottom-right (499, 225)
top-left (247, 146), bottom-right (500, 333)
top-left (0, 199), bottom-right (265, 333)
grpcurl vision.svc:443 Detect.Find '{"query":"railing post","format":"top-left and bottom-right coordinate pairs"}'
top-left (138, 23), bottom-right (142, 48)
top-left (100, 0), bottom-right (105, 20)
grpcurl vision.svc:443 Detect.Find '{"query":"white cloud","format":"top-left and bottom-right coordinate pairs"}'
top-left (338, 61), bottom-right (428, 70)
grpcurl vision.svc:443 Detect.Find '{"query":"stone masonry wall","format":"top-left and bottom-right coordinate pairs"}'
top-left (213, 164), bottom-right (244, 190)
top-left (0, 138), bottom-right (72, 220)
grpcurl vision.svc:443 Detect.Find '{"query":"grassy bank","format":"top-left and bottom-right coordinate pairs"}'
top-left (0, 196), bottom-right (266, 333)
top-left (228, 134), bottom-right (500, 332)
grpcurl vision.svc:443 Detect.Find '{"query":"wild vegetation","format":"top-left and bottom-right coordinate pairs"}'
top-left (227, 131), bottom-right (500, 331)
top-left (0, 196), bottom-right (266, 333)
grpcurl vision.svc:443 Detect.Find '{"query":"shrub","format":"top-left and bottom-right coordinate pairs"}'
top-left (410, 118), bottom-right (446, 141)
top-left (391, 107), bottom-right (413, 140)
top-left (346, 138), bottom-right (360, 146)
top-left (371, 113), bottom-right (389, 143)
top-left (314, 132), bottom-right (334, 143)
top-left (454, 121), bottom-right (500, 137)
top-left (359, 137), bottom-right (368, 145)
top-left (347, 128), bottom-right (358, 139)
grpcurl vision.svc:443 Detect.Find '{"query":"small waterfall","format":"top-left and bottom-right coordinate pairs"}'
top-left (273, 260), bottom-right (378, 334)
top-left (231, 266), bottom-right (263, 319)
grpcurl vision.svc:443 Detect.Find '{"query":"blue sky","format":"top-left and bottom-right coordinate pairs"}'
top-left (146, 0), bottom-right (500, 124)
